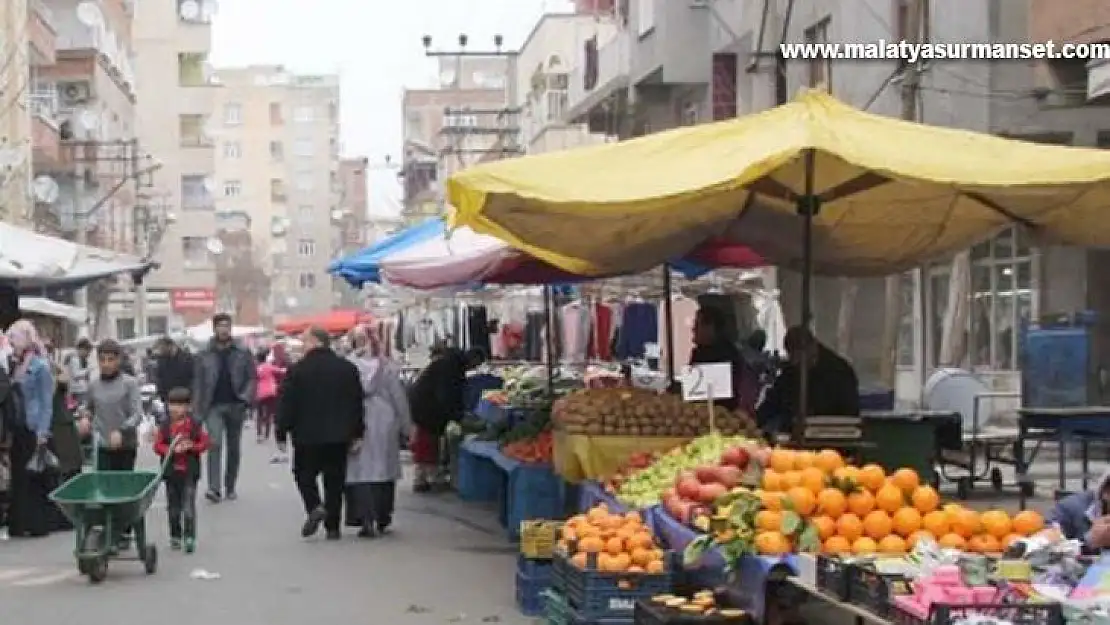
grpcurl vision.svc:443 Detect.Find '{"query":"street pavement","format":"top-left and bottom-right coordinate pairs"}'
top-left (0, 432), bottom-right (534, 625)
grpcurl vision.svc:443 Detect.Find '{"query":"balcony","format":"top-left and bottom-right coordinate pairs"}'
top-left (567, 30), bottom-right (631, 120)
top-left (56, 22), bottom-right (134, 97)
top-left (176, 0), bottom-right (216, 52)
top-left (30, 90), bottom-right (61, 168)
top-left (28, 0), bottom-right (56, 67)
top-left (178, 114), bottom-right (212, 148)
top-left (178, 53), bottom-right (214, 87)
top-left (629, 0), bottom-right (710, 87)
top-left (270, 180), bottom-right (287, 203)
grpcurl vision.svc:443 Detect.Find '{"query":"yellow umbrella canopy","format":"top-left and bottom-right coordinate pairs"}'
top-left (448, 90), bottom-right (1110, 278)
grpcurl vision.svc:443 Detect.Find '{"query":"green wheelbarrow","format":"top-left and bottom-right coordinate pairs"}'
top-left (48, 436), bottom-right (178, 584)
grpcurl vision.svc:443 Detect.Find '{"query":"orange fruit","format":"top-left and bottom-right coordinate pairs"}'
top-left (606, 537), bottom-right (625, 555)
top-left (571, 552), bottom-right (589, 568)
top-left (760, 490), bottom-right (785, 511)
top-left (781, 471), bottom-right (804, 490)
top-left (878, 535), bottom-right (907, 555)
top-left (890, 468), bottom-right (921, 493)
top-left (811, 515), bottom-right (837, 541)
top-left (1001, 533), bottom-right (1024, 549)
top-left (980, 510), bottom-right (1012, 539)
top-left (579, 536), bottom-right (605, 553)
top-left (922, 510), bottom-right (950, 537)
top-left (852, 536), bottom-right (878, 555)
top-left (787, 487), bottom-right (817, 516)
top-left (836, 513), bottom-right (864, 542)
top-left (815, 449), bottom-right (844, 473)
top-left (817, 488), bottom-right (848, 518)
top-left (910, 485), bottom-right (940, 513)
top-left (848, 490), bottom-right (875, 517)
top-left (629, 531), bottom-right (655, 551)
top-left (969, 534), bottom-right (1001, 554)
top-left (858, 465), bottom-right (887, 492)
top-left (794, 450), bottom-right (817, 470)
top-left (755, 531), bottom-right (790, 555)
top-left (863, 510), bottom-right (893, 540)
top-left (875, 484), bottom-right (906, 514)
top-left (624, 511), bottom-right (644, 526)
top-left (824, 535), bottom-right (852, 554)
top-left (645, 560), bottom-right (665, 574)
top-left (892, 507), bottom-right (923, 537)
top-left (762, 470), bottom-right (785, 492)
top-left (951, 509), bottom-right (982, 539)
top-left (801, 467), bottom-right (827, 493)
top-left (833, 465), bottom-right (860, 484)
top-left (943, 503), bottom-right (965, 521)
top-left (630, 547), bottom-right (653, 567)
top-left (756, 509), bottom-right (783, 532)
top-left (1013, 510), bottom-right (1045, 536)
top-left (769, 449), bottom-right (796, 473)
top-left (907, 530), bottom-right (933, 549)
top-left (938, 533), bottom-right (967, 550)
top-left (610, 553), bottom-right (632, 571)
top-left (587, 505), bottom-right (609, 522)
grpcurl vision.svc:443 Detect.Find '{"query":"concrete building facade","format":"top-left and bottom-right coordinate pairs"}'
top-left (211, 66), bottom-right (343, 320)
top-left (131, 0), bottom-right (219, 335)
top-left (334, 157), bottom-right (368, 308)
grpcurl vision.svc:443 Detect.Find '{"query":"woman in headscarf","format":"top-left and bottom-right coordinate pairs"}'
top-left (345, 324), bottom-right (411, 537)
top-left (5, 319), bottom-right (56, 537)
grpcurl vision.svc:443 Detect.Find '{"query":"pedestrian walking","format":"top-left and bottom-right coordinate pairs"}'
top-left (153, 387), bottom-right (209, 553)
top-left (155, 337), bottom-right (194, 406)
top-left (65, 337), bottom-right (94, 407)
top-left (408, 347), bottom-right (485, 492)
top-left (192, 313), bottom-right (256, 503)
top-left (345, 325), bottom-right (411, 538)
top-left (276, 326), bottom-right (363, 540)
top-left (254, 349), bottom-right (284, 443)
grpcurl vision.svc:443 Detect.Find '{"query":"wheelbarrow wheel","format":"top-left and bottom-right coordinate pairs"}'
top-left (87, 557), bottom-right (108, 583)
top-left (143, 545), bottom-right (158, 575)
top-left (81, 526), bottom-right (108, 583)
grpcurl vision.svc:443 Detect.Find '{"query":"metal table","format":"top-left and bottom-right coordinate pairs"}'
top-left (1015, 406), bottom-right (1110, 508)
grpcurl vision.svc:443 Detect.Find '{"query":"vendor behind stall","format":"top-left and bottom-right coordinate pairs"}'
top-left (687, 306), bottom-right (758, 414)
top-left (757, 326), bottom-right (859, 438)
top-left (1048, 468), bottom-right (1110, 552)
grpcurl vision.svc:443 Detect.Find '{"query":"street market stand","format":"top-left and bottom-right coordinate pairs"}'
top-left (1015, 406), bottom-right (1110, 508)
top-left (456, 439), bottom-right (564, 539)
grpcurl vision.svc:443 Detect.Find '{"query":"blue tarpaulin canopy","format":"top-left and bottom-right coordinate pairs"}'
top-left (326, 218), bottom-right (442, 285)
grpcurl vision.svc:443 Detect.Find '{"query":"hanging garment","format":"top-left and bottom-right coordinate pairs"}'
top-left (561, 302), bottom-right (591, 364)
top-left (467, 306), bottom-right (491, 357)
top-left (659, 296), bottom-right (699, 377)
top-left (615, 302), bottom-right (658, 360)
top-left (524, 312), bottom-right (545, 361)
top-left (587, 303), bottom-right (613, 361)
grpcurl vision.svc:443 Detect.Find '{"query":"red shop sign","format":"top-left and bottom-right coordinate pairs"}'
top-left (170, 288), bottom-right (216, 313)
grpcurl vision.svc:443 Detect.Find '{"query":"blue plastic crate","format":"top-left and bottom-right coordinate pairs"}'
top-left (456, 445), bottom-right (503, 502)
top-left (506, 465), bottom-right (566, 540)
top-left (552, 551), bottom-right (674, 621)
top-left (519, 555), bottom-right (555, 578)
top-left (543, 590), bottom-right (633, 625)
top-left (516, 570), bottom-right (552, 617)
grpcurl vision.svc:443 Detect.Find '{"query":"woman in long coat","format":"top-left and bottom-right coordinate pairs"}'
top-left (346, 325), bottom-right (411, 538)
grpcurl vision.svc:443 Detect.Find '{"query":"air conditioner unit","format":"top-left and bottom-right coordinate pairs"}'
top-left (59, 81), bottom-right (93, 105)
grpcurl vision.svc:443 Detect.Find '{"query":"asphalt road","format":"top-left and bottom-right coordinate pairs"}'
top-left (0, 435), bottom-right (533, 625)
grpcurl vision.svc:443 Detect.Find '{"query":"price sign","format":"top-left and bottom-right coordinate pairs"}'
top-left (680, 363), bottom-right (733, 402)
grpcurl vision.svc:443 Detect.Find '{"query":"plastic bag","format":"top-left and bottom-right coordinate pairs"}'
top-left (139, 415), bottom-right (156, 445)
top-left (26, 447), bottom-right (59, 474)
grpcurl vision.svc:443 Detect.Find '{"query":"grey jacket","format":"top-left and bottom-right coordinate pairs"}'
top-left (87, 373), bottom-right (143, 449)
top-left (192, 339), bottom-right (257, 418)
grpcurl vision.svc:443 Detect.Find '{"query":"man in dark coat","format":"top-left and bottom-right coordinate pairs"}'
top-left (407, 347), bottom-right (485, 492)
top-left (155, 337), bottom-right (194, 404)
top-left (757, 326), bottom-right (860, 439)
top-left (276, 327), bottom-right (364, 540)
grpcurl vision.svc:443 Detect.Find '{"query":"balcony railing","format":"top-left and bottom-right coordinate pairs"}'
top-left (29, 90), bottom-right (59, 123)
top-left (178, 54), bottom-right (213, 87)
top-left (567, 29), bottom-right (631, 118)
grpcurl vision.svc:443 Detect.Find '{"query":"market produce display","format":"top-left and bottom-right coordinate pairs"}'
top-left (553, 387), bottom-right (760, 437)
top-left (501, 429), bottom-right (554, 464)
top-left (500, 366), bottom-right (581, 406)
top-left (485, 409), bottom-right (554, 464)
top-left (646, 590), bottom-right (749, 621)
top-left (615, 433), bottom-right (754, 508)
top-left (602, 451), bottom-right (656, 494)
top-left (558, 504), bottom-right (667, 573)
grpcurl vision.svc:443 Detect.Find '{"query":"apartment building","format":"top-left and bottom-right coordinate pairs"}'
top-left (7, 0), bottom-right (45, 228)
top-left (550, 0), bottom-right (1110, 401)
top-left (211, 66), bottom-right (343, 319)
top-left (334, 157), bottom-right (368, 308)
top-left (130, 0), bottom-right (218, 336)
top-left (400, 56), bottom-right (513, 224)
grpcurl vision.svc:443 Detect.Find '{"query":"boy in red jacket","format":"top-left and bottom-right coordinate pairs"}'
top-left (153, 387), bottom-right (210, 553)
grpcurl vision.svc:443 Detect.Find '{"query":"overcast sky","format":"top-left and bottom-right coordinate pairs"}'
top-left (211, 0), bottom-right (573, 215)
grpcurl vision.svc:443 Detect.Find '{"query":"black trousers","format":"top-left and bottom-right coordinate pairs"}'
top-left (292, 443), bottom-right (348, 531)
top-left (348, 482), bottom-right (396, 529)
top-left (97, 448), bottom-right (137, 537)
top-left (7, 427), bottom-right (53, 538)
top-left (164, 474), bottom-right (198, 539)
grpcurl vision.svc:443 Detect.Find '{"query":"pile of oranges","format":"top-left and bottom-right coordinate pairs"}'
top-left (754, 448), bottom-right (1046, 556)
top-left (559, 504), bottom-right (668, 573)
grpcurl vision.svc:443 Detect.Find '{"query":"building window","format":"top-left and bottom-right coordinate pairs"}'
top-left (297, 239), bottom-right (316, 257)
top-left (405, 111), bottom-right (423, 138)
top-left (148, 316), bottom-right (168, 336)
top-left (294, 138), bottom-right (314, 157)
top-left (223, 180), bottom-right (242, 197)
top-left (180, 175), bottom-right (212, 210)
top-left (294, 173), bottom-right (314, 192)
top-left (443, 112), bottom-right (478, 128)
top-left (270, 178), bottom-right (287, 202)
top-left (297, 205), bottom-right (314, 225)
top-left (223, 102), bottom-right (242, 125)
top-left (293, 105), bottom-right (315, 123)
top-left (545, 73), bottom-right (569, 121)
top-left (804, 18), bottom-right (832, 90)
top-left (179, 114), bottom-right (208, 147)
top-left (116, 318), bottom-right (136, 340)
top-left (298, 272), bottom-right (316, 289)
top-left (328, 101), bottom-right (338, 124)
top-left (223, 141), bottom-right (242, 158)
top-left (269, 102), bottom-right (284, 125)
top-left (182, 236), bottom-right (213, 267)
top-left (269, 140), bottom-right (284, 162)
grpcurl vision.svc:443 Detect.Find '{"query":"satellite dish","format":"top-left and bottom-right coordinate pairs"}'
top-left (76, 1), bottom-right (104, 27)
top-left (165, 211), bottom-right (178, 223)
top-left (178, 0), bottom-right (200, 19)
top-left (330, 209), bottom-right (345, 221)
top-left (202, 176), bottom-right (216, 194)
top-left (31, 176), bottom-right (59, 204)
top-left (439, 69), bottom-right (457, 87)
top-left (285, 296), bottom-right (298, 308)
top-left (206, 237), bottom-right (224, 255)
top-left (76, 109), bottom-right (100, 131)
